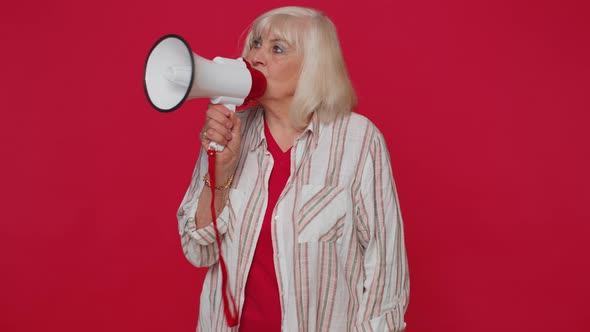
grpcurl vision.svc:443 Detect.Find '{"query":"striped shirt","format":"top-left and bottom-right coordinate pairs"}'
top-left (177, 107), bottom-right (409, 331)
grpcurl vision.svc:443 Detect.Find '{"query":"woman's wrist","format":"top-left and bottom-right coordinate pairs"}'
top-left (203, 173), bottom-right (234, 190)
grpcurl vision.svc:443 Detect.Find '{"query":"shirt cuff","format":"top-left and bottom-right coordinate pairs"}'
top-left (357, 307), bottom-right (407, 331)
top-left (185, 205), bottom-right (230, 246)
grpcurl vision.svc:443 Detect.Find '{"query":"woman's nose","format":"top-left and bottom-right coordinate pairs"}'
top-left (248, 48), bottom-right (266, 67)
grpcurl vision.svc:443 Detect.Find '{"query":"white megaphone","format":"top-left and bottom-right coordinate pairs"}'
top-left (144, 34), bottom-right (266, 151)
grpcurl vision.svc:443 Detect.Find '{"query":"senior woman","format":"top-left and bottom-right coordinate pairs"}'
top-left (177, 6), bottom-right (409, 332)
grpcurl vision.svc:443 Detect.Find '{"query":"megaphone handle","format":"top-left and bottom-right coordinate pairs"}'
top-left (207, 103), bottom-right (237, 152)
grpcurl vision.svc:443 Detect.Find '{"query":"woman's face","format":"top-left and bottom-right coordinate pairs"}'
top-left (244, 31), bottom-right (303, 104)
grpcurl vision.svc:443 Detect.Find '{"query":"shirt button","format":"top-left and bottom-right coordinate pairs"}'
top-left (274, 215), bottom-right (279, 221)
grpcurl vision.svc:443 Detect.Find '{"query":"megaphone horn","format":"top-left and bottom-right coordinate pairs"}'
top-left (143, 34), bottom-right (266, 113)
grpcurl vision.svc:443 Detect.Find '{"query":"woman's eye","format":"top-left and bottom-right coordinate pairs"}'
top-left (252, 40), bottom-right (262, 48)
top-left (273, 45), bottom-right (284, 54)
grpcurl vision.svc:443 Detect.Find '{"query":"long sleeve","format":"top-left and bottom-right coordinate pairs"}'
top-left (355, 130), bottom-right (410, 331)
top-left (176, 148), bottom-right (235, 267)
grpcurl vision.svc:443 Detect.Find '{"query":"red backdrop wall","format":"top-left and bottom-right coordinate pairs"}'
top-left (1, 0), bottom-right (589, 331)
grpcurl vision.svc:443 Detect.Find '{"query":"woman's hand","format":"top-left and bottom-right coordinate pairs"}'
top-left (199, 104), bottom-right (242, 182)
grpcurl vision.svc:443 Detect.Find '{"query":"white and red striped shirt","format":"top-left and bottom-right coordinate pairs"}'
top-left (177, 107), bottom-right (409, 331)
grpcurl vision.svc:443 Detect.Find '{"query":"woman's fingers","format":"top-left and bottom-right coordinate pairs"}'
top-left (200, 105), bottom-right (234, 148)
top-left (206, 105), bottom-right (233, 129)
top-left (200, 105), bottom-right (242, 177)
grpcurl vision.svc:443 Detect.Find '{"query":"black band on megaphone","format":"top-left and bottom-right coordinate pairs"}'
top-left (144, 34), bottom-right (194, 113)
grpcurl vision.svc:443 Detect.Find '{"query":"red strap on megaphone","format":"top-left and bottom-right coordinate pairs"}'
top-left (203, 61), bottom-right (264, 327)
top-left (207, 148), bottom-right (239, 327)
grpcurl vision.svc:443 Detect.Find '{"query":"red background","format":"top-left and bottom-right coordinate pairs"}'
top-left (1, 0), bottom-right (589, 331)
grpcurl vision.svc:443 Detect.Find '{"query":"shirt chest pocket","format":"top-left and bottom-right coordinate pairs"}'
top-left (296, 184), bottom-right (348, 243)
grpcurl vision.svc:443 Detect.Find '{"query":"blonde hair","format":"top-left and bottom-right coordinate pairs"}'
top-left (242, 6), bottom-right (358, 129)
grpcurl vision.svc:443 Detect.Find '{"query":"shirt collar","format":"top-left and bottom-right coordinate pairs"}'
top-left (248, 107), bottom-right (321, 152)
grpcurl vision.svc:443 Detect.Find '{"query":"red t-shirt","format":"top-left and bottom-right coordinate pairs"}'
top-left (239, 117), bottom-right (291, 331)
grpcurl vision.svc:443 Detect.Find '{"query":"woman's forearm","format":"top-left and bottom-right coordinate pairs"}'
top-left (195, 183), bottom-right (230, 229)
